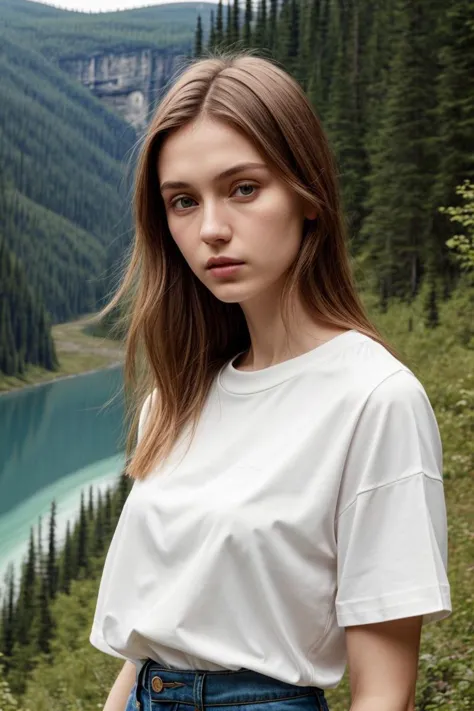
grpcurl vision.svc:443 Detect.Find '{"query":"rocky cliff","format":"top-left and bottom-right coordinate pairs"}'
top-left (59, 49), bottom-right (186, 131)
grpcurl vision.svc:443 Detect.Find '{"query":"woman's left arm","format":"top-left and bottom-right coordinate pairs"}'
top-left (346, 616), bottom-right (422, 711)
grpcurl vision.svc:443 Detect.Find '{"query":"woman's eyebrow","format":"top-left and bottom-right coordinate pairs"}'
top-left (160, 162), bottom-right (268, 192)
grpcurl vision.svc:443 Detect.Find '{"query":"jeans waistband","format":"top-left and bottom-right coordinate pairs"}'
top-left (136, 660), bottom-right (325, 709)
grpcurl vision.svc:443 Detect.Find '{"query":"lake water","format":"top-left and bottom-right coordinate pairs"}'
top-left (0, 366), bottom-right (126, 583)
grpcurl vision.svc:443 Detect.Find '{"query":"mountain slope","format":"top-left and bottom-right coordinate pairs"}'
top-left (0, 0), bottom-right (212, 376)
top-left (0, 0), bottom-right (214, 59)
top-left (0, 34), bottom-right (137, 329)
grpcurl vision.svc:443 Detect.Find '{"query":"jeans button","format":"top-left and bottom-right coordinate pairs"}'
top-left (152, 676), bottom-right (164, 693)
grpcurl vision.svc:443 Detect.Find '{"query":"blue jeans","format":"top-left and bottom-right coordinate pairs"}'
top-left (126, 660), bottom-right (329, 711)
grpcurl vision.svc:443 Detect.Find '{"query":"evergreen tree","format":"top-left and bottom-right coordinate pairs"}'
top-left (307, 0), bottom-right (330, 116)
top-left (424, 279), bottom-right (440, 329)
top-left (195, 14), bottom-right (203, 57)
top-left (76, 491), bottom-right (88, 575)
top-left (0, 565), bottom-right (15, 664)
top-left (36, 565), bottom-right (53, 655)
top-left (215, 0), bottom-right (224, 47)
top-left (233, 0), bottom-right (240, 44)
top-left (115, 473), bottom-right (132, 524)
top-left (326, 0), bottom-right (367, 237)
top-left (15, 529), bottom-right (36, 646)
top-left (254, 0), bottom-right (268, 50)
top-left (103, 488), bottom-right (113, 542)
top-left (208, 10), bottom-right (216, 52)
top-left (61, 522), bottom-right (73, 595)
top-left (46, 499), bottom-right (58, 600)
top-left (226, 0), bottom-right (234, 46)
top-left (268, 0), bottom-right (279, 52)
top-left (93, 490), bottom-right (105, 557)
top-left (88, 484), bottom-right (94, 521)
top-left (243, 0), bottom-right (252, 46)
top-left (287, 0), bottom-right (300, 74)
top-left (361, 0), bottom-right (441, 304)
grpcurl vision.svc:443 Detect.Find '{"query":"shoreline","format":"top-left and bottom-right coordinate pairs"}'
top-left (0, 360), bottom-right (124, 399)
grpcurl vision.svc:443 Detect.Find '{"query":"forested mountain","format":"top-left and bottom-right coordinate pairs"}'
top-left (0, 0), bottom-right (213, 58)
top-left (0, 33), bottom-right (136, 374)
top-left (199, 0), bottom-right (474, 310)
top-left (0, 0), bottom-right (206, 377)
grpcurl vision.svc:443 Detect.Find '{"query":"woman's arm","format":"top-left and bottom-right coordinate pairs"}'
top-left (346, 616), bottom-right (423, 711)
top-left (103, 660), bottom-right (137, 711)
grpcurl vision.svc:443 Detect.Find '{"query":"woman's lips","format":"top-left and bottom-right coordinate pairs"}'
top-left (208, 263), bottom-right (245, 277)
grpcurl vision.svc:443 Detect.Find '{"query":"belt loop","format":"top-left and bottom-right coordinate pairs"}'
top-left (193, 671), bottom-right (206, 711)
top-left (135, 659), bottom-right (149, 710)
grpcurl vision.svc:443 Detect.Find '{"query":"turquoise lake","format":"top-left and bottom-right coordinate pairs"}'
top-left (0, 366), bottom-right (126, 583)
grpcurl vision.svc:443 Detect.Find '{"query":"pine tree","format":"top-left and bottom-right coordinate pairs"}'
top-left (103, 488), bottom-right (113, 542)
top-left (361, 0), bottom-right (441, 304)
top-left (233, 0), bottom-right (240, 44)
top-left (215, 0), bottom-right (224, 48)
top-left (0, 564), bottom-right (15, 663)
top-left (46, 499), bottom-right (58, 600)
top-left (326, 0), bottom-right (367, 238)
top-left (115, 472), bottom-right (131, 524)
top-left (36, 564), bottom-right (53, 654)
top-left (88, 485), bottom-right (94, 521)
top-left (61, 522), bottom-right (73, 595)
top-left (424, 279), bottom-right (440, 328)
top-left (268, 0), bottom-right (279, 52)
top-left (195, 14), bottom-right (203, 57)
top-left (226, 0), bottom-right (234, 46)
top-left (76, 491), bottom-right (88, 575)
top-left (93, 490), bottom-right (105, 557)
top-left (208, 10), bottom-right (216, 52)
top-left (15, 529), bottom-right (36, 646)
top-left (254, 0), bottom-right (268, 50)
top-left (243, 0), bottom-right (252, 46)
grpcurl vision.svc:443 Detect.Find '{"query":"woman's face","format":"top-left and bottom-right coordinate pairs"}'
top-left (158, 116), bottom-right (316, 305)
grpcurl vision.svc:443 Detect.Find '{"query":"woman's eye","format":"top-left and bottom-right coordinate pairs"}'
top-left (170, 184), bottom-right (256, 210)
top-left (171, 196), bottom-right (195, 210)
top-left (235, 183), bottom-right (256, 197)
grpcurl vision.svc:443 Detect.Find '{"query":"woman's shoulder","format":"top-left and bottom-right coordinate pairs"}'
top-left (346, 331), bottom-right (427, 394)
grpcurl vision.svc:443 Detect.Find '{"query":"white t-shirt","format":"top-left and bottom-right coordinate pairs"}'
top-left (90, 329), bottom-right (451, 688)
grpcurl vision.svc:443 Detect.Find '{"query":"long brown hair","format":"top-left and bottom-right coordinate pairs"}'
top-left (93, 49), bottom-right (401, 482)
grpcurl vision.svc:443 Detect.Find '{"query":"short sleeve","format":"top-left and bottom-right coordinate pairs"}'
top-left (335, 369), bottom-right (452, 627)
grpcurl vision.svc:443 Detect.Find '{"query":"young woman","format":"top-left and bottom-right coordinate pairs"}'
top-left (90, 51), bottom-right (452, 711)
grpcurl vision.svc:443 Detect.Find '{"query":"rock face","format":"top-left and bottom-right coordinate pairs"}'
top-left (59, 49), bottom-right (186, 130)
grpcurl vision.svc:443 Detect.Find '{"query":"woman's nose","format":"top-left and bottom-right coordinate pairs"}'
top-left (199, 202), bottom-right (232, 242)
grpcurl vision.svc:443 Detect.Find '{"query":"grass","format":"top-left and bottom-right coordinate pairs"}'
top-left (0, 314), bottom-right (124, 396)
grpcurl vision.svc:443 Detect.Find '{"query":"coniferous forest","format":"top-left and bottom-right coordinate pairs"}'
top-left (195, 0), bottom-right (474, 318)
top-left (0, 1), bottom-right (473, 710)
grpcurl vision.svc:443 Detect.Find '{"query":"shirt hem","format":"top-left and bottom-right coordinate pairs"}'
top-left (336, 584), bottom-right (452, 627)
top-left (90, 623), bottom-right (130, 662)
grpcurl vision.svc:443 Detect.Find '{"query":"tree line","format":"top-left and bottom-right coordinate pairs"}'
top-left (0, 472), bottom-right (133, 696)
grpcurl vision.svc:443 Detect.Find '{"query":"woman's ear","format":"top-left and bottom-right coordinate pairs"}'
top-left (302, 198), bottom-right (318, 221)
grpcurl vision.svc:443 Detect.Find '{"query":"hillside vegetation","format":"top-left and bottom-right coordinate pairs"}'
top-left (0, 0), bottom-right (213, 58)
top-left (0, 0), bottom-right (207, 379)
top-left (0, 290), bottom-right (472, 710)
